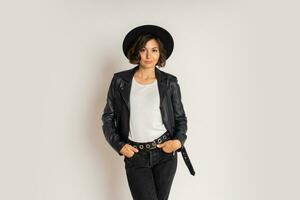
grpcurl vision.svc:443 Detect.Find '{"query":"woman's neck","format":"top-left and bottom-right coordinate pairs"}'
top-left (136, 65), bottom-right (156, 80)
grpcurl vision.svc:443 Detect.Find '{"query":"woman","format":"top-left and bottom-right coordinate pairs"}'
top-left (102, 24), bottom-right (195, 200)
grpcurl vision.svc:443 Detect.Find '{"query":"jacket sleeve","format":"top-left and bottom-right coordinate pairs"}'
top-left (101, 75), bottom-right (126, 156)
top-left (170, 78), bottom-right (188, 152)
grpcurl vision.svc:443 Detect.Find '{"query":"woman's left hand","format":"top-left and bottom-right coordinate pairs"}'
top-left (156, 139), bottom-right (182, 153)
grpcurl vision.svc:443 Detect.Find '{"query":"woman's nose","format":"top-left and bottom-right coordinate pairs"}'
top-left (146, 51), bottom-right (151, 58)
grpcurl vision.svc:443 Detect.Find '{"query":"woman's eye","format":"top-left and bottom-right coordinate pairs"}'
top-left (139, 49), bottom-right (158, 53)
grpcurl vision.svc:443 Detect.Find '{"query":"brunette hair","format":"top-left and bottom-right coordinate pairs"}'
top-left (126, 33), bottom-right (167, 67)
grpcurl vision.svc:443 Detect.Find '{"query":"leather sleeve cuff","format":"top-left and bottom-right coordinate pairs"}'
top-left (173, 133), bottom-right (187, 152)
top-left (113, 141), bottom-right (126, 156)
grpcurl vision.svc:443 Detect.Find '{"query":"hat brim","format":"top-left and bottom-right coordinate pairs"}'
top-left (122, 24), bottom-right (174, 60)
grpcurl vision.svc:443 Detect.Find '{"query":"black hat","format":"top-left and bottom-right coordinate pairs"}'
top-left (122, 24), bottom-right (174, 60)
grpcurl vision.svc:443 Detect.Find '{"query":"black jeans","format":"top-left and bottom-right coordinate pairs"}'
top-left (123, 147), bottom-right (178, 200)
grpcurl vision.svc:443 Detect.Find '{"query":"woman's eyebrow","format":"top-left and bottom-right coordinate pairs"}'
top-left (143, 47), bottom-right (159, 49)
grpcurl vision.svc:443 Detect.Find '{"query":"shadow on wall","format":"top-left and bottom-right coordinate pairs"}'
top-left (87, 59), bottom-right (131, 200)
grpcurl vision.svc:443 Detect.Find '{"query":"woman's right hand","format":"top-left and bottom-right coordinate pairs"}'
top-left (120, 144), bottom-right (139, 158)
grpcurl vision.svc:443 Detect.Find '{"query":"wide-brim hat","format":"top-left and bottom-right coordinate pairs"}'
top-left (122, 24), bottom-right (174, 60)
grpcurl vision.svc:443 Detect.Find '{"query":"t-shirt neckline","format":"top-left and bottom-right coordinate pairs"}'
top-left (133, 77), bottom-right (157, 86)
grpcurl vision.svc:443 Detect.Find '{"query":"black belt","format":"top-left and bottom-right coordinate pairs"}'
top-left (128, 131), bottom-right (171, 150)
top-left (127, 132), bottom-right (195, 176)
top-left (179, 146), bottom-right (195, 176)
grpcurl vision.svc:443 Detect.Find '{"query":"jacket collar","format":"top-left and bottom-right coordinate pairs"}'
top-left (118, 65), bottom-right (168, 111)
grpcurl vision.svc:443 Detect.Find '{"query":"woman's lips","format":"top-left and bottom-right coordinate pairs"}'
top-left (145, 61), bottom-right (152, 63)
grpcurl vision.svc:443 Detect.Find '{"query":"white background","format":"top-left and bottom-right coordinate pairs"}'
top-left (1, 0), bottom-right (299, 199)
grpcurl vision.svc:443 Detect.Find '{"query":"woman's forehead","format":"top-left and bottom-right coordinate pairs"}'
top-left (144, 39), bottom-right (159, 48)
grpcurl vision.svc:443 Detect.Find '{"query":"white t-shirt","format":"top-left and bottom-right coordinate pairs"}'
top-left (128, 77), bottom-right (167, 142)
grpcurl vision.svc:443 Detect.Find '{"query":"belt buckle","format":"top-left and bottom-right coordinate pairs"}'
top-left (145, 142), bottom-right (156, 150)
top-left (150, 141), bottom-right (157, 150)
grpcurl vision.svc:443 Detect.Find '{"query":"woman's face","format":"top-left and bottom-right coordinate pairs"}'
top-left (138, 39), bottom-right (160, 68)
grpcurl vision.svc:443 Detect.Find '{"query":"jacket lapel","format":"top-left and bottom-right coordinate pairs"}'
top-left (118, 65), bottom-right (167, 111)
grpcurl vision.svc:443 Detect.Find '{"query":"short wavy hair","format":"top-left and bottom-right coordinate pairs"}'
top-left (126, 33), bottom-right (167, 68)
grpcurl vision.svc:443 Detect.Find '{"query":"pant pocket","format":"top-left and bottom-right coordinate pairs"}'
top-left (161, 149), bottom-right (176, 157)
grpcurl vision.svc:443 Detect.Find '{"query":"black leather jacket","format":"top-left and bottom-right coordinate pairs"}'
top-left (101, 65), bottom-right (187, 156)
